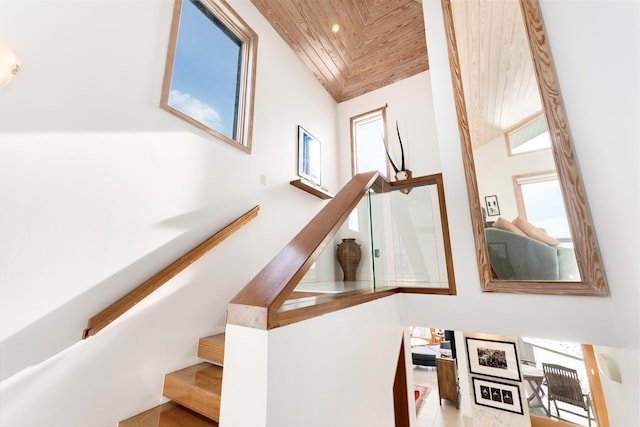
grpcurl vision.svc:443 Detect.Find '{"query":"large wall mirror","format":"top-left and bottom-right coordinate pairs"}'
top-left (442, 0), bottom-right (608, 295)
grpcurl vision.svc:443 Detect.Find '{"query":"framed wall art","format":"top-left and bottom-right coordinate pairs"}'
top-left (297, 125), bottom-right (322, 186)
top-left (466, 337), bottom-right (521, 381)
top-left (472, 377), bottom-right (524, 415)
top-left (485, 195), bottom-right (500, 216)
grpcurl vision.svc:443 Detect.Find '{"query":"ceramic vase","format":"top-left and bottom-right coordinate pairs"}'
top-left (337, 238), bottom-right (361, 281)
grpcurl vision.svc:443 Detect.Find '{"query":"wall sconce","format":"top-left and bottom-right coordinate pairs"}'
top-left (597, 352), bottom-right (622, 383)
top-left (0, 44), bottom-right (22, 90)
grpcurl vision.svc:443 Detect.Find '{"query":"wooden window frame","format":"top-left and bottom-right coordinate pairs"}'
top-left (512, 170), bottom-right (557, 221)
top-left (161, 0), bottom-right (258, 153)
top-left (349, 106), bottom-right (390, 178)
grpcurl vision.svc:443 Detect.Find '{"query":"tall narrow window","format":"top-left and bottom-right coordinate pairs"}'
top-left (350, 107), bottom-right (389, 177)
top-left (514, 172), bottom-right (572, 244)
top-left (161, 0), bottom-right (258, 153)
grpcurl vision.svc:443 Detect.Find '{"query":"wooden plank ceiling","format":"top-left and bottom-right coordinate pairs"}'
top-left (250, 0), bottom-right (429, 103)
top-left (450, 0), bottom-right (543, 148)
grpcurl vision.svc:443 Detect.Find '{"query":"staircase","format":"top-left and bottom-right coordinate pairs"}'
top-left (119, 333), bottom-right (226, 426)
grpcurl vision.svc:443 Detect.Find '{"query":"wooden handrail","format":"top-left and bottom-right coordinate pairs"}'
top-left (228, 172), bottom-right (379, 329)
top-left (227, 172), bottom-right (455, 330)
top-left (83, 205), bottom-right (260, 338)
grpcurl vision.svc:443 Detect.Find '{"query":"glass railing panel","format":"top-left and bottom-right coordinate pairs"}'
top-left (288, 194), bottom-right (375, 303)
top-left (371, 183), bottom-right (450, 288)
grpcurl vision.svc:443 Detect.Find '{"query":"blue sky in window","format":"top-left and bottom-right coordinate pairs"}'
top-left (169, 0), bottom-right (241, 140)
top-left (522, 180), bottom-right (571, 240)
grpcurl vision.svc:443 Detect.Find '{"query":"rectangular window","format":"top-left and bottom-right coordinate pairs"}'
top-left (506, 114), bottom-right (551, 156)
top-left (161, 0), bottom-right (258, 152)
top-left (350, 107), bottom-right (389, 177)
top-left (514, 172), bottom-right (572, 243)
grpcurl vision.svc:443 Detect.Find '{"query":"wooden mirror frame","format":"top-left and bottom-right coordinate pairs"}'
top-left (442, 0), bottom-right (608, 295)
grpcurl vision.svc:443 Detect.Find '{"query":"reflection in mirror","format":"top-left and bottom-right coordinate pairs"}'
top-left (442, 0), bottom-right (607, 294)
top-left (507, 115), bottom-right (551, 155)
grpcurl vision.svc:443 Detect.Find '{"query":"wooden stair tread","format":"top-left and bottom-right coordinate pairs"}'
top-left (198, 333), bottom-right (225, 365)
top-left (163, 362), bottom-right (222, 421)
top-left (118, 401), bottom-right (218, 426)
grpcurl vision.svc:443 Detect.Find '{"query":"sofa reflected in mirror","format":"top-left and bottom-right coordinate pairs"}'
top-left (486, 228), bottom-right (579, 281)
top-left (484, 217), bottom-right (579, 282)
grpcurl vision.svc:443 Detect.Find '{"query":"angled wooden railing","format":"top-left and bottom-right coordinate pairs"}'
top-left (227, 171), bottom-right (455, 330)
top-left (228, 172), bottom-right (381, 330)
top-left (83, 205), bottom-right (260, 338)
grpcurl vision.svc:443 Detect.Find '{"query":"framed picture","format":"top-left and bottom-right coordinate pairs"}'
top-left (466, 337), bottom-right (521, 381)
top-left (485, 195), bottom-right (500, 216)
top-left (472, 377), bottom-right (524, 415)
top-left (298, 125), bottom-right (322, 186)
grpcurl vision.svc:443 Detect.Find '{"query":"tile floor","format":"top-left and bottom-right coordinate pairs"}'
top-left (412, 366), bottom-right (467, 427)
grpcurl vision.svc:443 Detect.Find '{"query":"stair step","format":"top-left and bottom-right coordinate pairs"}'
top-left (198, 333), bottom-right (225, 365)
top-left (163, 362), bottom-right (222, 421)
top-left (118, 401), bottom-right (218, 426)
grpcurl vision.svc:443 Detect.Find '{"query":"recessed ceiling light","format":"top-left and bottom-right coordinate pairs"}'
top-left (331, 24), bottom-right (340, 33)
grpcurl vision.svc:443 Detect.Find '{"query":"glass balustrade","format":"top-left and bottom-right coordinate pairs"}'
top-left (286, 176), bottom-right (453, 307)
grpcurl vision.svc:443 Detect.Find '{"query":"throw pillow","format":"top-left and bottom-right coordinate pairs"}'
top-left (492, 217), bottom-right (527, 236)
top-left (512, 216), bottom-right (561, 246)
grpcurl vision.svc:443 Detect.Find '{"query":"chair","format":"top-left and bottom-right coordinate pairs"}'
top-left (542, 363), bottom-right (594, 426)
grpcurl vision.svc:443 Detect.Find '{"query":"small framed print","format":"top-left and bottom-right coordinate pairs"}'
top-left (485, 195), bottom-right (500, 216)
top-left (472, 377), bottom-right (523, 415)
top-left (297, 125), bottom-right (322, 186)
top-left (466, 337), bottom-right (521, 381)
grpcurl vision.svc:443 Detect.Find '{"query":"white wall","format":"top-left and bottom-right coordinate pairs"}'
top-left (417, 0), bottom-right (639, 425)
top-left (0, 0), bottom-right (339, 424)
top-left (221, 296), bottom-right (405, 427)
top-left (337, 72), bottom-right (442, 184)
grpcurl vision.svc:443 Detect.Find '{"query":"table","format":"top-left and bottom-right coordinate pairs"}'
top-left (522, 364), bottom-right (549, 416)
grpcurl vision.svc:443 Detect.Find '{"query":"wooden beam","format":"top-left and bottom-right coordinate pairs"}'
top-left (582, 344), bottom-right (610, 427)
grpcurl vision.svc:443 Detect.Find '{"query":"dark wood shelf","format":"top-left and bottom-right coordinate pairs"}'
top-left (290, 179), bottom-right (333, 199)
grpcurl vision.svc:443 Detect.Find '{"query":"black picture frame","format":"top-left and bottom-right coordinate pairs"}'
top-left (466, 337), bottom-right (521, 381)
top-left (472, 377), bottom-right (524, 415)
top-left (485, 195), bottom-right (500, 216)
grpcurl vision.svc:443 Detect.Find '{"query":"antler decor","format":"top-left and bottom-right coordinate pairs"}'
top-left (383, 121), bottom-right (412, 192)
